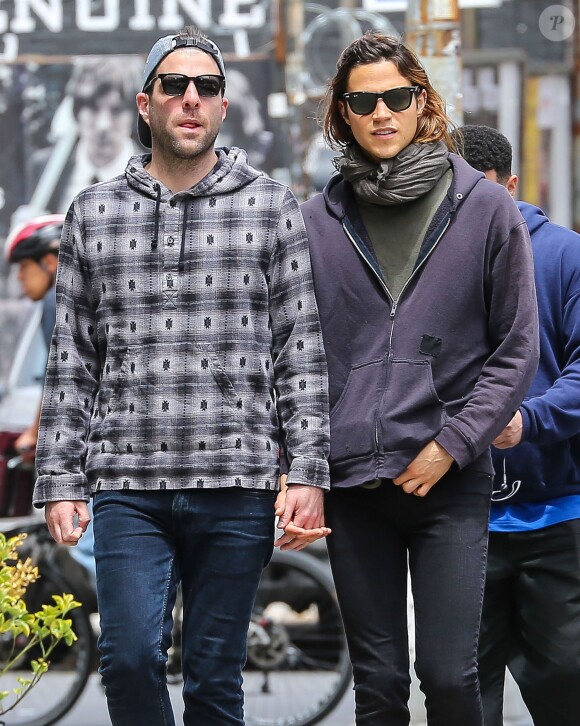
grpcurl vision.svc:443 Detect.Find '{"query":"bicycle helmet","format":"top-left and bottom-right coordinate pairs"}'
top-left (4, 214), bottom-right (65, 264)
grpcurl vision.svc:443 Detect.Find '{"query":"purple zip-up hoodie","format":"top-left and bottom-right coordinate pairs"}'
top-left (301, 152), bottom-right (539, 487)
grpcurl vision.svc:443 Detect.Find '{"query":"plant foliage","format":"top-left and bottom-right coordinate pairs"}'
top-left (0, 532), bottom-right (80, 718)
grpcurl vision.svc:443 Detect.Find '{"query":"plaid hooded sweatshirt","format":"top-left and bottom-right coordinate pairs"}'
top-left (33, 148), bottom-right (330, 505)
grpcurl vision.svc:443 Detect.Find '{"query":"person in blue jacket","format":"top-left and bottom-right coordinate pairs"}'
top-left (301, 33), bottom-right (539, 725)
top-left (455, 124), bottom-right (580, 726)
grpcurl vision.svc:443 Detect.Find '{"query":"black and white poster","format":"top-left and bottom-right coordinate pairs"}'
top-left (0, 0), bottom-right (276, 238)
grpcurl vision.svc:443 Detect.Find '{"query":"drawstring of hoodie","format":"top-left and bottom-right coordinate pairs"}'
top-left (179, 203), bottom-right (189, 271)
top-left (149, 182), bottom-right (189, 271)
top-left (151, 183), bottom-right (161, 251)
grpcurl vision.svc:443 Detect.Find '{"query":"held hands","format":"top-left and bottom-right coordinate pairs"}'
top-left (492, 411), bottom-right (523, 449)
top-left (274, 475), bottom-right (331, 551)
top-left (45, 500), bottom-right (91, 546)
top-left (392, 440), bottom-right (454, 497)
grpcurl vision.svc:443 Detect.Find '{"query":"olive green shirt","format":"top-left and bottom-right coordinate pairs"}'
top-left (358, 166), bottom-right (452, 300)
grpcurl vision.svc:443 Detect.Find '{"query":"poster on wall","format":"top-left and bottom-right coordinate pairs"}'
top-left (0, 0), bottom-right (275, 239)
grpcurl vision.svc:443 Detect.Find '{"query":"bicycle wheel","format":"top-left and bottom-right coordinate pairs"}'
top-left (244, 549), bottom-right (351, 726)
top-left (0, 564), bottom-right (95, 726)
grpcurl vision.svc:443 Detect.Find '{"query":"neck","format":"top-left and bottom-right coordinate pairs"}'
top-left (146, 148), bottom-right (218, 193)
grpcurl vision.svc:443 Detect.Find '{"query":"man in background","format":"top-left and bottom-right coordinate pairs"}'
top-left (4, 214), bottom-right (95, 579)
top-left (455, 124), bottom-right (580, 726)
top-left (5, 215), bottom-right (63, 459)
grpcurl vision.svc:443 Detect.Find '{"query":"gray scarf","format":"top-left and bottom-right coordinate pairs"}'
top-left (334, 141), bottom-right (449, 205)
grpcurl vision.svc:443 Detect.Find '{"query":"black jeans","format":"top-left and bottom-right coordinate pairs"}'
top-left (326, 471), bottom-right (492, 726)
top-left (478, 518), bottom-right (580, 726)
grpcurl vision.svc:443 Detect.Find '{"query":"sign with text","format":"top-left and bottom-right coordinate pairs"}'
top-left (0, 0), bottom-right (273, 58)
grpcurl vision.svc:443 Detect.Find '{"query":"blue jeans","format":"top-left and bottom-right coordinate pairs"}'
top-left (326, 471), bottom-right (492, 726)
top-left (93, 488), bottom-right (275, 726)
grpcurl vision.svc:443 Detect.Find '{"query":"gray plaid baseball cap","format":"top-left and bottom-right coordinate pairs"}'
top-left (138, 31), bottom-right (226, 148)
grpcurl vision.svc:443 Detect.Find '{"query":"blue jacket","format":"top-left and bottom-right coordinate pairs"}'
top-left (491, 202), bottom-right (580, 503)
top-left (301, 153), bottom-right (539, 487)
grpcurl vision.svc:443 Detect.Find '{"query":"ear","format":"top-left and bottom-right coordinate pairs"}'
top-left (41, 253), bottom-right (59, 275)
top-left (339, 100), bottom-right (351, 128)
top-left (136, 92), bottom-right (150, 127)
top-left (416, 88), bottom-right (426, 116)
top-left (505, 174), bottom-right (518, 197)
top-left (221, 96), bottom-right (229, 123)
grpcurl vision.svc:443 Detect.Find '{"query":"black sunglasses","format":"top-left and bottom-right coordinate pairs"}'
top-left (145, 73), bottom-right (225, 97)
top-left (342, 86), bottom-right (421, 115)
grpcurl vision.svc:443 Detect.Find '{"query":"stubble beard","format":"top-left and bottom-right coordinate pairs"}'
top-left (154, 118), bottom-right (221, 162)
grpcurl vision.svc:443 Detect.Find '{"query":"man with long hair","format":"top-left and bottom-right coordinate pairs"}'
top-left (300, 32), bottom-right (539, 725)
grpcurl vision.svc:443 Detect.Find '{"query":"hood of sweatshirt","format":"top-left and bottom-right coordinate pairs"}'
top-left (516, 201), bottom-right (550, 237)
top-left (126, 146), bottom-right (262, 200)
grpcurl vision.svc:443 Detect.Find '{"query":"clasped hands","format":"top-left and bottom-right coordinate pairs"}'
top-left (274, 475), bottom-right (331, 551)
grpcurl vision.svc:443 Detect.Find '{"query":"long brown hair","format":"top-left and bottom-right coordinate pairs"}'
top-left (322, 32), bottom-right (459, 152)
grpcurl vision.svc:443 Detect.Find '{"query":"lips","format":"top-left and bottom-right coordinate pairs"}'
top-left (179, 119), bottom-right (202, 130)
top-left (373, 128), bottom-right (396, 136)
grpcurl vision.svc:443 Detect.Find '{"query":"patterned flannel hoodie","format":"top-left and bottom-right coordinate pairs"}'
top-left (33, 148), bottom-right (330, 505)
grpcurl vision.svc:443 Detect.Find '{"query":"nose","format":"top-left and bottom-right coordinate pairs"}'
top-left (94, 107), bottom-right (113, 131)
top-left (182, 79), bottom-right (201, 107)
top-left (373, 97), bottom-right (392, 118)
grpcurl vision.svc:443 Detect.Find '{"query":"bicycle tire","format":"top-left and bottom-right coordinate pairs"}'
top-left (0, 564), bottom-right (95, 726)
top-left (244, 548), bottom-right (352, 726)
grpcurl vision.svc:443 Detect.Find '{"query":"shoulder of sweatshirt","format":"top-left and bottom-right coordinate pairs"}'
top-left (462, 177), bottom-right (523, 226)
top-left (452, 181), bottom-right (529, 261)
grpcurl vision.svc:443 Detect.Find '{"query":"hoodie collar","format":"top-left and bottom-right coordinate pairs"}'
top-left (124, 146), bottom-right (262, 202)
top-left (124, 146), bottom-right (263, 266)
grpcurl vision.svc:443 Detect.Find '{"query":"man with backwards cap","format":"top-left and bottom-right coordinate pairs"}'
top-left (33, 26), bottom-right (331, 725)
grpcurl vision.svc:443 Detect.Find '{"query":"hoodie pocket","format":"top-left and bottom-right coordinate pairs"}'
top-left (329, 359), bottom-right (384, 464)
top-left (377, 359), bottom-right (446, 452)
top-left (96, 341), bottom-right (242, 455)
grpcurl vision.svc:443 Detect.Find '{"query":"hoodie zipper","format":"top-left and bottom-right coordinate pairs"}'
top-left (386, 216), bottom-right (451, 350)
top-left (343, 214), bottom-right (452, 449)
top-left (343, 214), bottom-right (450, 339)
top-left (343, 221), bottom-right (393, 300)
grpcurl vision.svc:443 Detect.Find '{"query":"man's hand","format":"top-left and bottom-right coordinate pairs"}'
top-left (492, 411), bottom-right (523, 449)
top-left (274, 477), bottom-right (331, 551)
top-left (45, 500), bottom-right (91, 546)
top-left (393, 441), bottom-right (454, 497)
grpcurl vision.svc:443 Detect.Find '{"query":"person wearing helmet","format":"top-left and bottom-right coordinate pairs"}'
top-left (5, 214), bottom-right (64, 459)
top-left (5, 213), bottom-right (97, 582)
